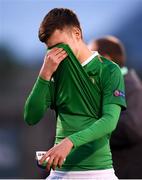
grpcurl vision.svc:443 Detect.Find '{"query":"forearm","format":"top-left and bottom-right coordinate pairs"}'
top-left (68, 104), bottom-right (121, 148)
top-left (24, 76), bottom-right (53, 125)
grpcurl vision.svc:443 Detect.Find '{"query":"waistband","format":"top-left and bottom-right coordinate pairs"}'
top-left (51, 168), bottom-right (115, 175)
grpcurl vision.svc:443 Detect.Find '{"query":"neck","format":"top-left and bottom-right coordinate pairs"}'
top-left (76, 42), bottom-right (93, 64)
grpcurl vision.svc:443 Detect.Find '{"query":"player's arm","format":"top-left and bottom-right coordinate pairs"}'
top-left (68, 104), bottom-right (121, 147)
top-left (24, 47), bottom-right (67, 125)
top-left (24, 76), bottom-right (54, 125)
top-left (67, 63), bottom-right (127, 147)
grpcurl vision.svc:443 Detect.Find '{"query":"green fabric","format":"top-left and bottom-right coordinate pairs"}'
top-left (68, 104), bottom-right (121, 148)
top-left (24, 43), bottom-right (127, 171)
top-left (24, 77), bottom-right (54, 125)
top-left (57, 104), bottom-right (121, 171)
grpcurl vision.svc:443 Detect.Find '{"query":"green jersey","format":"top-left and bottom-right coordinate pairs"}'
top-left (24, 44), bottom-right (126, 171)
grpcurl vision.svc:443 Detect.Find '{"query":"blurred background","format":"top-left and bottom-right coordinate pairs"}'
top-left (0, 0), bottom-right (142, 178)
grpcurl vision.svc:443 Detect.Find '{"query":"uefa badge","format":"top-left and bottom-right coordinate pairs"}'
top-left (114, 90), bottom-right (120, 97)
top-left (114, 90), bottom-right (125, 98)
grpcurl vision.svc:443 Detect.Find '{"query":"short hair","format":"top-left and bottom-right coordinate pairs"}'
top-left (93, 36), bottom-right (126, 67)
top-left (38, 8), bottom-right (82, 43)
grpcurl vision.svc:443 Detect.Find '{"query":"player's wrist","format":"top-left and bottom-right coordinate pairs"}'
top-left (63, 137), bottom-right (74, 148)
top-left (39, 70), bottom-right (52, 81)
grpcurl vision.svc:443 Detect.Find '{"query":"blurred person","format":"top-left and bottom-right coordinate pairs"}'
top-left (89, 36), bottom-right (142, 178)
top-left (24, 9), bottom-right (126, 179)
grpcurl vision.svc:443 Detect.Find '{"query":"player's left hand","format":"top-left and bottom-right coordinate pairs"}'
top-left (39, 137), bottom-right (74, 171)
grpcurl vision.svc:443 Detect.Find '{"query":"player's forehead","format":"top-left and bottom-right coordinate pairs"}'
top-left (46, 29), bottom-right (69, 48)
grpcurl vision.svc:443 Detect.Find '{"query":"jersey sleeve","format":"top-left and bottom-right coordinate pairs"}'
top-left (101, 63), bottom-right (127, 110)
top-left (24, 76), bottom-right (55, 125)
top-left (68, 104), bottom-right (121, 148)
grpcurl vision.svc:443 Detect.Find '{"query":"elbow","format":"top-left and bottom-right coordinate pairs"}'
top-left (24, 112), bottom-right (41, 126)
top-left (109, 117), bottom-right (119, 133)
top-left (105, 115), bottom-right (119, 134)
top-left (23, 97), bottom-right (48, 126)
top-left (23, 103), bottom-right (40, 126)
top-left (111, 123), bottom-right (117, 132)
top-left (24, 110), bottom-right (36, 126)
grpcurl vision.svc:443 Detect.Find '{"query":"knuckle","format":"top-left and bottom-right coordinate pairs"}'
top-left (60, 155), bottom-right (64, 160)
top-left (54, 153), bottom-right (59, 157)
top-left (46, 55), bottom-right (51, 60)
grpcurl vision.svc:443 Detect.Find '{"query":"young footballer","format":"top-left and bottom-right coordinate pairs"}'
top-left (24, 8), bottom-right (126, 179)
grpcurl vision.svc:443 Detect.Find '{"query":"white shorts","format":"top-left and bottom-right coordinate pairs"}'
top-left (46, 168), bottom-right (119, 180)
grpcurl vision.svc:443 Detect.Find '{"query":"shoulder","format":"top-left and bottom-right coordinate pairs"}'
top-left (95, 56), bottom-right (121, 78)
top-left (86, 55), bottom-right (121, 78)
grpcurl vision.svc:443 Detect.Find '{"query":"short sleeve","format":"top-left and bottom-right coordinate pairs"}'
top-left (101, 63), bottom-right (127, 110)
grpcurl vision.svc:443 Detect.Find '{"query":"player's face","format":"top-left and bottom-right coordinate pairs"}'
top-left (46, 27), bottom-right (82, 57)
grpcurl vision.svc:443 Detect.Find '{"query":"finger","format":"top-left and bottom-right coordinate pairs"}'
top-left (46, 47), bottom-right (59, 56)
top-left (45, 49), bottom-right (64, 61)
top-left (40, 156), bottom-right (50, 168)
top-left (48, 47), bottom-right (60, 52)
top-left (58, 157), bottom-right (65, 168)
top-left (40, 154), bottom-right (50, 165)
top-left (51, 50), bottom-right (66, 59)
top-left (55, 50), bottom-right (67, 59)
top-left (46, 155), bottom-right (55, 171)
top-left (52, 156), bottom-right (60, 170)
top-left (47, 51), bottom-right (67, 65)
top-left (57, 52), bottom-right (68, 63)
top-left (48, 48), bottom-right (63, 56)
top-left (39, 149), bottom-right (52, 164)
top-left (54, 49), bottom-right (66, 56)
top-left (45, 50), bottom-right (67, 64)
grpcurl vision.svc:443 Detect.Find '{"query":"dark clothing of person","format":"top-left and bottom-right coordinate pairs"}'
top-left (111, 69), bottom-right (142, 178)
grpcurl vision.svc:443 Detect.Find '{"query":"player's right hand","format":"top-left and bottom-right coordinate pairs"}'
top-left (39, 47), bottom-right (68, 80)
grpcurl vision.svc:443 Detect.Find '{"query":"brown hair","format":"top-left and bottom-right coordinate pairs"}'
top-left (94, 36), bottom-right (126, 67)
top-left (38, 8), bottom-right (82, 43)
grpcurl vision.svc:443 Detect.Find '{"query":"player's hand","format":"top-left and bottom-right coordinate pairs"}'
top-left (39, 137), bottom-right (74, 171)
top-left (39, 47), bottom-right (68, 80)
